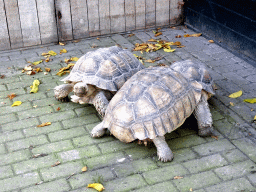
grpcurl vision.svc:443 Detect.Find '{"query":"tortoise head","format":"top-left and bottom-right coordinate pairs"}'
top-left (74, 83), bottom-right (96, 97)
top-left (170, 60), bottom-right (215, 96)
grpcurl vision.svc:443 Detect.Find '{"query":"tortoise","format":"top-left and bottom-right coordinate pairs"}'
top-left (91, 60), bottom-right (215, 162)
top-left (54, 46), bottom-right (144, 117)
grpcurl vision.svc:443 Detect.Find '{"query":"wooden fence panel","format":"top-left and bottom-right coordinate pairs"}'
top-left (55, 0), bottom-right (73, 41)
top-left (135, 0), bottom-right (145, 29)
top-left (170, 0), bottom-right (183, 25)
top-left (4, 0), bottom-right (23, 49)
top-left (70, 0), bottom-right (89, 39)
top-left (87, 0), bottom-right (100, 36)
top-left (18, 0), bottom-right (41, 46)
top-left (0, 0), bottom-right (10, 50)
top-left (146, 0), bottom-right (156, 28)
top-left (36, 0), bottom-right (58, 44)
top-left (125, 0), bottom-right (135, 31)
top-left (99, 0), bottom-right (110, 35)
top-left (110, 0), bottom-right (125, 33)
top-left (156, 0), bottom-right (170, 26)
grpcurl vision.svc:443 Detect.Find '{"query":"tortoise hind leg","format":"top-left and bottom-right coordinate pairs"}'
top-left (193, 91), bottom-right (213, 137)
top-left (153, 136), bottom-right (173, 162)
top-left (54, 84), bottom-right (73, 102)
top-left (91, 122), bottom-right (107, 137)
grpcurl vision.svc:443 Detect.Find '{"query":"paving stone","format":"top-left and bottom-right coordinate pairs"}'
top-left (98, 140), bottom-right (136, 154)
top-left (32, 97), bottom-right (62, 107)
top-left (17, 106), bottom-right (54, 119)
top-left (69, 167), bottom-right (115, 189)
top-left (13, 154), bottom-right (58, 174)
top-left (133, 181), bottom-right (178, 192)
top-left (214, 160), bottom-right (256, 181)
top-left (48, 127), bottom-right (87, 142)
top-left (143, 164), bottom-right (188, 184)
top-left (32, 140), bottom-right (74, 154)
top-left (247, 174), bottom-right (256, 187)
top-left (12, 92), bottom-right (47, 101)
top-left (72, 135), bottom-right (98, 147)
top-left (104, 174), bottom-right (147, 192)
top-left (0, 130), bottom-right (24, 143)
top-left (0, 149), bottom-right (31, 166)
top-left (0, 113), bottom-right (17, 124)
top-left (0, 172), bottom-right (40, 192)
top-left (205, 177), bottom-right (256, 192)
top-left (221, 148), bottom-right (248, 163)
top-left (0, 84), bottom-right (7, 91)
top-left (1, 117), bottom-right (39, 132)
top-left (57, 146), bottom-right (101, 162)
top-left (1, 101), bottom-right (32, 115)
top-left (23, 122), bottom-right (63, 136)
top-left (124, 144), bottom-right (157, 160)
top-left (173, 171), bottom-right (220, 191)
top-left (62, 115), bottom-right (100, 128)
top-left (74, 106), bottom-right (97, 116)
top-left (0, 144), bottom-right (6, 154)
top-left (84, 152), bottom-right (126, 170)
top-left (21, 178), bottom-right (70, 192)
top-left (39, 110), bottom-right (76, 123)
top-left (41, 161), bottom-right (84, 181)
top-left (232, 138), bottom-right (256, 163)
top-left (0, 165), bottom-right (13, 179)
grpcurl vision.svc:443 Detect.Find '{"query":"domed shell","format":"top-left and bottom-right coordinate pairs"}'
top-left (102, 65), bottom-right (205, 143)
top-left (61, 46), bottom-right (144, 91)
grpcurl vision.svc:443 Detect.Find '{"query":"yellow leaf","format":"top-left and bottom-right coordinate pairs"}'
top-left (164, 48), bottom-right (176, 52)
top-left (45, 67), bottom-right (51, 72)
top-left (174, 176), bottom-right (183, 179)
top-left (228, 90), bottom-right (242, 98)
top-left (230, 102), bottom-right (234, 106)
top-left (81, 166), bottom-right (87, 172)
top-left (71, 57), bottom-right (79, 61)
top-left (154, 32), bottom-right (162, 37)
top-left (37, 122), bottom-right (51, 127)
top-left (48, 50), bottom-right (57, 56)
top-left (145, 59), bottom-right (155, 63)
top-left (11, 101), bottom-right (22, 107)
top-left (32, 60), bottom-right (43, 65)
top-left (59, 42), bottom-right (66, 46)
top-left (191, 33), bottom-right (202, 37)
top-left (56, 63), bottom-right (75, 76)
top-left (208, 40), bottom-right (214, 43)
top-left (244, 98), bottom-right (256, 103)
top-left (148, 38), bottom-right (157, 42)
top-left (254, 115), bottom-right (256, 121)
top-left (60, 48), bottom-right (67, 54)
top-left (87, 183), bottom-right (105, 192)
top-left (30, 80), bottom-right (40, 93)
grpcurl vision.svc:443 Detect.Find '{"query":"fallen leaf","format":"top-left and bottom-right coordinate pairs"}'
top-left (32, 60), bottom-right (43, 65)
top-left (174, 176), bottom-right (183, 179)
top-left (56, 107), bottom-right (61, 111)
top-left (208, 40), bottom-right (214, 43)
top-left (45, 67), bottom-right (51, 72)
top-left (244, 98), bottom-right (256, 103)
top-left (254, 115), bottom-right (256, 121)
top-left (71, 57), bottom-right (79, 61)
top-left (154, 32), bottom-right (162, 37)
top-left (11, 101), bottom-right (22, 107)
top-left (33, 105), bottom-right (37, 108)
top-left (87, 183), bottom-right (105, 192)
top-left (97, 37), bottom-right (100, 40)
top-left (48, 50), bottom-right (57, 56)
top-left (230, 102), bottom-right (234, 106)
top-left (81, 166), bottom-right (87, 172)
top-left (56, 63), bottom-right (75, 76)
top-left (164, 48), bottom-right (176, 52)
top-left (60, 48), bottom-right (67, 54)
top-left (211, 135), bottom-right (218, 140)
top-left (184, 34), bottom-right (190, 37)
top-left (190, 188), bottom-right (193, 191)
top-left (73, 40), bottom-right (80, 43)
top-left (184, 33), bottom-right (202, 38)
top-left (51, 161), bottom-right (60, 167)
top-left (37, 122), bottom-right (51, 127)
top-left (27, 71), bottom-right (36, 75)
top-left (23, 66), bottom-right (33, 71)
top-left (36, 68), bottom-right (42, 73)
top-left (175, 35), bottom-right (182, 38)
top-left (148, 38), bottom-right (157, 42)
top-left (59, 42), bottom-right (66, 46)
top-left (0, 75), bottom-right (5, 79)
top-left (228, 90), bottom-right (242, 98)
top-left (30, 80), bottom-right (40, 93)
top-left (7, 93), bottom-right (16, 100)
top-left (145, 59), bottom-right (155, 63)
top-left (91, 45), bottom-right (97, 48)
top-left (128, 34), bottom-right (134, 37)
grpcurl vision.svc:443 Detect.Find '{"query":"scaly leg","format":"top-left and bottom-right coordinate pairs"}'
top-left (193, 91), bottom-right (213, 136)
top-left (91, 122), bottom-right (107, 137)
top-left (54, 84), bottom-right (73, 102)
top-left (153, 136), bottom-right (173, 162)
top-left (93, 90), bottom-right (109, 118)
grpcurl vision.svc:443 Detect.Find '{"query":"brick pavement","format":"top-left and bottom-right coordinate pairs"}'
top-left (0, 26), bottom-right (256, 192)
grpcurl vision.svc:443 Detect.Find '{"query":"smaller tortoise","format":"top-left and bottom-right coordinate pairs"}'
top-left (54, 46), bottom-right (144, 117)
top-left (91, 60), bottom-right (215, 162)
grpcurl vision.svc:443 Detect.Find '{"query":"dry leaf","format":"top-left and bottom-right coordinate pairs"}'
top-left (45, 67), bottom-right (51, 72)
top-left (11, 101), bottom-right (22, 107)
top-left (254, 115), bottom-right (256, 121)
top-left (208, 40), bottom-right (214, 43)
top-left (174, 176), bottom-right (183, 179)
top-left (45, 57), bottom-right (50, 62)
top-left (60, 48), bottom-right (67, 54)
top-left (56, 107), bottom-right (61, 111)
top-left (190, 188), bottom-right (193, 191)
top-left (73, 40), bottom-right (80, 43)
top-left (211, 135), bottom-right (218, 140)
top-left (30, 80), bottom-right (40, 93)
top-left (228, 90), bottom-right (243, 98)
top-left (51, 161), bottom-right (60, 167)
top-left (97, 37), bottom-right (100, 40)
top-left (37, 122), bottom-right (51, 127)
top-left (184, 33), bottom-right (202, 38)
top-left (87, 183), bottom-right (105, 192)
top-left (32, 60), bottom-right (43, 65)
top-left (244, 98), bottom-right (256, 103)
top-left (48, 50), bottom-right (57, 56)
top-left (148, 38), bottom-right (157, 42)
top-left (184, 34), bottom-right (190, 37)
top-left (128, 34), bottom-right (135, 37)
top-left (59, 42), bottom-right (66, 46)
top-left (81, 166), bottom-right (87, 172)
top-left (175, 35), bottom-right (182, 38)
top-left (36, 68), bottom-right (42, 73)
top-left (230, 102), bottom-right (234, 106)
top-left (0, 75), bottom-right (5, 79)
top-left (164, 48), bottom-right (176, 52)
top-left (71, 57), bottom-right (79, 61)
top-left (145, 59), bottom-right (155, 63)
top-left (27, 71), bottom-right (36, 75)
top-left (7, 93), bottom-right (16, 100)
top-left (154, 32), bottom-right (162, 37)
top-left (56, 63), bottom-right (75, 76)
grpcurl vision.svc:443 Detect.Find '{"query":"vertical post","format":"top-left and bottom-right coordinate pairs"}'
top-left (110, 0), bottom-right (125, 33)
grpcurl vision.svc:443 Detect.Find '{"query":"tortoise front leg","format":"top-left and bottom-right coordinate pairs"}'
top-left (93, 90), bottom-right (109, 118)
top-left (91, 122), bottom-right (107, 137)
top-left (153, 136), bottom-right (173, 162)
top-left (54, 84), bottom-right (73, 102)
top-left (193, 91), bottom-right (213, 137)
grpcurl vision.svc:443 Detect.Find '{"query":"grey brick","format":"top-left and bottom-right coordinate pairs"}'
top-left (23, 122), bottom-right (63, 137)
top-left (232, 138), bottom-right (256, 163)
top-left (221, 148), bottom-right (248, 163)
top-left (167, 135), bottom-right (207, 150)
top-left (0, 84), bottom-right (7, 91)
top-left (72, 135), bottom-right (97, 147)
top-left (32, 140), bottom-right (74, 154)
top-left (0, 143), bottom-right (6, 154)
top-left (98, 140), bottom-right (136, 154)
top-left (246, 74), bottom-right (256, 83)
top-left (1, 117), bottom-right (39, 131)
top-left (17, 106), bottom-right (54, 119)
top-left (21, 178), bottom-right (70, 192)
top-left (39, 110), bottom-right (76, 123)
top-left (205, 177), bottom-right (256, 192)
top-left (0, 172), bottom-right (40, 192)
top-left (1, 101), bottom-right (32, 115)
top-left (0, 165), bottom-right (13, 179)
top-left (0, 149), bottom-right (31, 166)
top-left (62, 115), bottom-right (100, 128)
top-left (0, 113), bottom-right (17, 124)
top-left (133, 181), bottom-right (178, 192)
top-left (48, 127), bottom-right (87, 142)
top-left (0, 130), bottom-right (24, 143)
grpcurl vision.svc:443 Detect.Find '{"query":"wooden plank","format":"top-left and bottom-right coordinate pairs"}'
top-left (4, 0), bottom-right (23, 48)
top-left (110, 0), bottom-right (125, 33)
top-left (135, 0), bottom-right (145, 29)
top-left (145, 0), bottom-right (156, 28)
top-left (87, 0), bottom-right (100, 36)
top-left (170, 0), bottom-right (183, 25)
top-left (125, 0), bottom-right (135, 31)
top-left (0, 0), bottom-right (10, 50)
top-left (36, 0), bottom-right (58, 44)
top-left (18, 0), bottom-right (41, 46)
top-left (70, 0), bottom-right (89, 39)
top-left (156, 0), bottom-right (170, 26)
top-left (55, 0), bottom-right (73, 41)
top-left (99, 0), bottom-right (110, 35)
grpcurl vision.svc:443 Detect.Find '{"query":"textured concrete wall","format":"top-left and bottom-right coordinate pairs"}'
top-left (0, 0), bottom-right (183, 50)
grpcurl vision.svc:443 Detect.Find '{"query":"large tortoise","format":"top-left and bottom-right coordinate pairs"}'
top-left (91, 60), bottom-right (215, 162)
top-left (54, 46), bottom-right (144, 117)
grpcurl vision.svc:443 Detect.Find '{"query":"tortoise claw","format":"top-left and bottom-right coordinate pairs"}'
top-left (55, 96), bottom-right (70, 102)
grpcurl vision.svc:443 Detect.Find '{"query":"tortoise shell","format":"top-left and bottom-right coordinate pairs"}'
top-left (61, 46), bottom-right (144, 91)
top-left (102, 61), bottom-right (213, 143)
